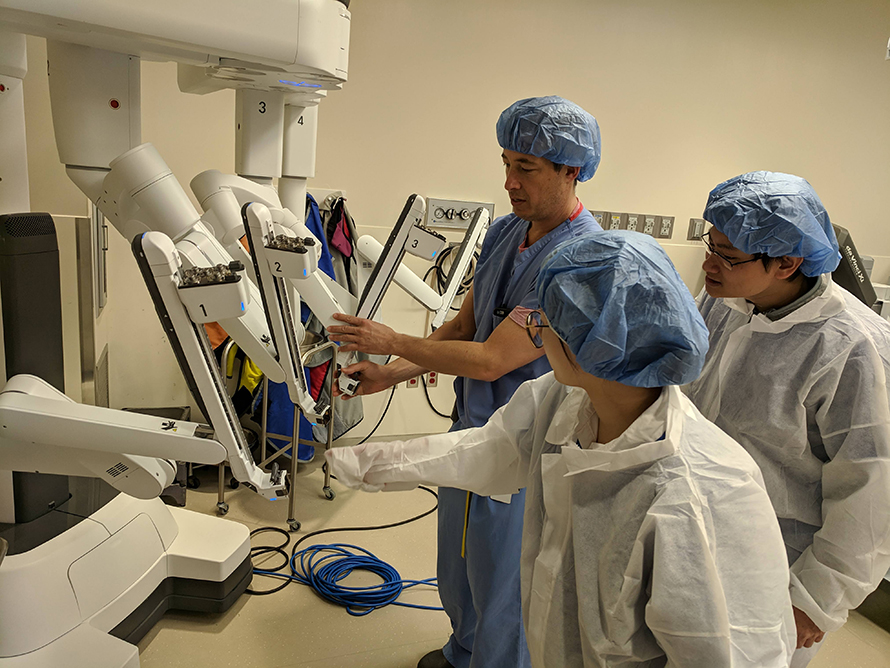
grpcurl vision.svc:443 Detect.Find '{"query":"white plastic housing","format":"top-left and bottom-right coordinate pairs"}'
top-left (1, 0), bottom-right (350, 85)
top-left (0, 31), bottom-right (29, 213)
top-left (266, 245), bottom-right (319, 279)
top-left (0, 495), bottom-right (248, 665)
top-left (177, 276), bottom-right (249, 324)
top-left (236, 89), bottom-right (284, 181)
top-left (405, 225), bottom-right (446, 261)
top-left (46, 41), bottom-right (140, 171)
top-left (282, 103), bottom-right (318, 178)
top-left (103, 143), bottom-right (199, 242)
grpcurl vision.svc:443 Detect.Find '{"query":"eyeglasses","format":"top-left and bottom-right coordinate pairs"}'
top-left (525, 310), bottom-right (550, 349)
top-left (701, 231), bottom-right (761, 270)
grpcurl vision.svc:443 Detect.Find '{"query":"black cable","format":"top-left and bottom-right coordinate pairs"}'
top-left (421, 373), bottom-right (451, 419)
top-left (290, 484), bottom-right (438, 554)
top-left (246, 484), bottom-right (439, 597)
top-left (246, 527), bottom-right (294, 595)
top-left (355, 383), bottom-right (396, 445)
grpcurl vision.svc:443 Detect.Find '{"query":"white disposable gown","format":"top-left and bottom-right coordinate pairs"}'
top-left (683, 278), bottom-right (890, 634)
top-left (327, 374), bottom-right (796, 667)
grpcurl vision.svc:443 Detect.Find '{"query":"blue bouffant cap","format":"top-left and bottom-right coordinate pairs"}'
top-left (496, 96), bottom-right (601, 182)
top-left (537, 232), bottom-right (709, 387)
top-left (704, 171), bottom-right (841, 277)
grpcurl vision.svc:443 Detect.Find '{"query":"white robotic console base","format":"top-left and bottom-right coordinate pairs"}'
top-left (0, 495), bottom-right (251, 667)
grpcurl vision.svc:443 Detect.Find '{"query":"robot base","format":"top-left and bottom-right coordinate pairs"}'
top-left (0, 495), bottom-right (252, 667)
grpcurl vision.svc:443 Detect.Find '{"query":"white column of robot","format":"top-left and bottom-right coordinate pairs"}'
top-left (280, 102), bottom-right (319, 219)
top-left (235, 88), bottom-right (285, 186)
top-left (46, 41), bottom-right (141, 210)
top-left (0, 31), bottom-right (29, 215)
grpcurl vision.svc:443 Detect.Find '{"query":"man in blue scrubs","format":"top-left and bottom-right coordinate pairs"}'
top-left (328, 96), bottom-right (603, 668)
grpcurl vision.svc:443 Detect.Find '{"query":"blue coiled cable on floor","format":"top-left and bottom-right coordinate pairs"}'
top-left (286, 543), bottom-right (440, 616)
top-left (248, 484), bottom-right (443, 616)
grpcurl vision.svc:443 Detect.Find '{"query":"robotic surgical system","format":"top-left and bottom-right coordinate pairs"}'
top-left (0, 1), bottom-right (488, 665)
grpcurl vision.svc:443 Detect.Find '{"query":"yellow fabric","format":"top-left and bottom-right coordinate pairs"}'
top-left (223, 343), bottom-right (264, 393)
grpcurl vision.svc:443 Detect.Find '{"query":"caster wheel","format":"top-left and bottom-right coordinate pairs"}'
top-left (186, 475), bottom-right (200, 489)
top-left (229, 477), bottom-right (240, 489)
top-left (217, 502), bottom-right (229, 515)
top-left (288, 520), bottom-right (301, 532)
top-left (323, 487), bottom-right (336, 501)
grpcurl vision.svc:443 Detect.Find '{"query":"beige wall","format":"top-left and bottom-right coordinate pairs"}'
top-left (21, 1), bottom-right (890, 437)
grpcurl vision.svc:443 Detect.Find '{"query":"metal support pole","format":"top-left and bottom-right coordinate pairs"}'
top-left (287, 404), bottom-right (301, 532)
top-left (217, 463), bottom-right (228, 515)
top-left (261, 375), bottom-right (269, 462)
top-left (215, 339), bottom-right (236, 516)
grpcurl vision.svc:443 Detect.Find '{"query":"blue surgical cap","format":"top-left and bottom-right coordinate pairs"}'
top-left (704, 171), bottom-right (841, 277)
top-left (537, 232), bottom-right (709, 387)
top-left (496, 96), bottom-right (601, 182)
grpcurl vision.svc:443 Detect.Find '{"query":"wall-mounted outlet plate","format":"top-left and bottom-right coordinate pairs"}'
top-left (657, 216), bottom-right (674, 239)
top-left (426, 198), bottom-right (495, 229)
top-left (687, 218), bottom-right (706, 241)
top-left (643, 215), bottom-right (657, 236)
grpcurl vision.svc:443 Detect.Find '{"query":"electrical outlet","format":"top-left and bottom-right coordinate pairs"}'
top-left (591, 211), bottom-right (607, 228)
top-left (687, 218), bottom-right (706, 241)
top-left (608, 213), bottom-right (622, 231)
top-left (406, 377), bottom-right (420, 389)
top-left (657, 216), bottom-right (674, 239)
top-left (426, 371), bottom-right (438, 387)
top-left (626, 214), bottom-right (640, 233)
top-left (643, 215), bottom-right (657, 236)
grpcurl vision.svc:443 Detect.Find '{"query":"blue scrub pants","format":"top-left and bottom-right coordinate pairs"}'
top-left (437, 486), bottom-right (531, 668)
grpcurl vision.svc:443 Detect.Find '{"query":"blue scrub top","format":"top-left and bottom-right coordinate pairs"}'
top-left (454, 206), bottom-right (601, 429)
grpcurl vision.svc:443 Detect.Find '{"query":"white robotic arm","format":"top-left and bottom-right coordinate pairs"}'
top-left (242, 202), bottom-right (323, 422)
top-left (133, 231), bottom-right (288, 499)
top-left (356, 207), bottom-right (490, 330)
top-left (0, 375), bottom-right (227, 499)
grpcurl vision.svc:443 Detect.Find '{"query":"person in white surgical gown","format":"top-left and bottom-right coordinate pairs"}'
top-left (328, 231), bottom-right (797, 667)
top-left (683, 171), bottom-right (890, 667)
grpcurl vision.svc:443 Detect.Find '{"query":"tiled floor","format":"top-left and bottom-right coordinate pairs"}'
top-left (138, 462), bottom-right (890, 667)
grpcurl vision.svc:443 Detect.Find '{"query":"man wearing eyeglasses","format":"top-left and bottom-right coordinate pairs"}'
top-left (327, 97), bottom-right (602, 668)
top-left (683, 171), bottom-right (890, 668)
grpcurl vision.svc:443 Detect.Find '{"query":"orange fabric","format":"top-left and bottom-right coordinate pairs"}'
top-left (204, 322), bottom-right (229, 348)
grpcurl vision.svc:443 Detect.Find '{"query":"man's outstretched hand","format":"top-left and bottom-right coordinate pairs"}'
top-left (328, 313), bottom-right (401, 356)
